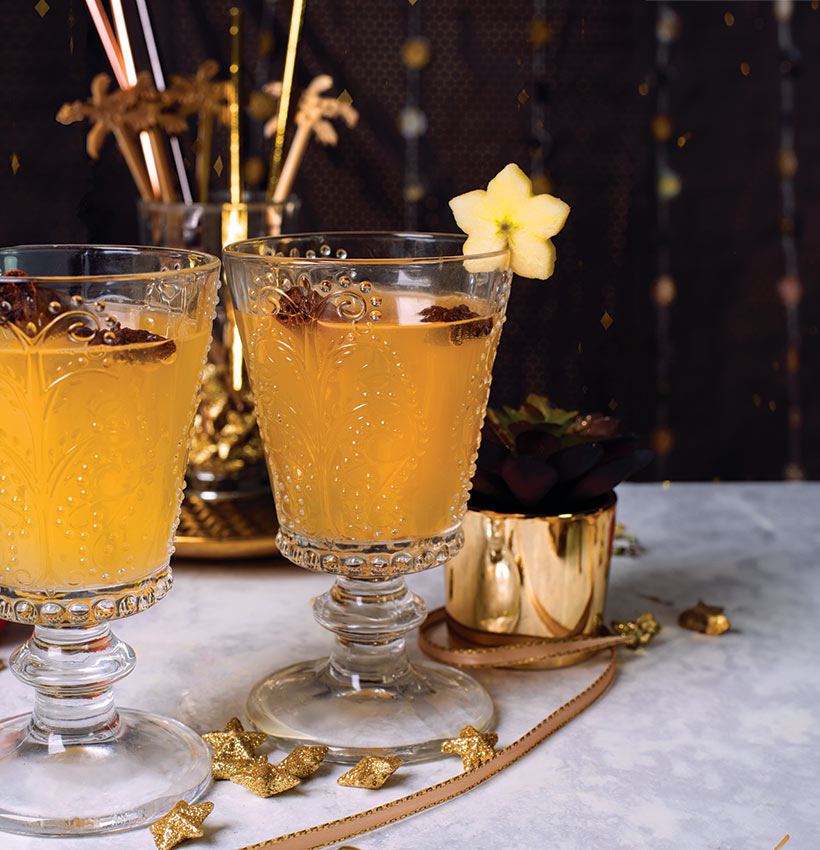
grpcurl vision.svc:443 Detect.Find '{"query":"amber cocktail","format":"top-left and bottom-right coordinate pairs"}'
top-left (0, 245), bottom-right (219, 836)
top-left (225, 233), bottom-right (511, 762)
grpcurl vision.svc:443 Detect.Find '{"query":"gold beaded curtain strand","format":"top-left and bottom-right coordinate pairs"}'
top-left (774, 0), bottom-right (805, 481)
top-left (649, 4), bottom-right (682, 480)
top-left (400, 0), bottom-right (429, 229)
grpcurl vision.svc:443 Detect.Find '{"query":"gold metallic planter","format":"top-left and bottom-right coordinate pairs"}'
top-left (445, 494), bottom-right (616, 668)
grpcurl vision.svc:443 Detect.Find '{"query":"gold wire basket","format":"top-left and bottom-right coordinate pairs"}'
top-left (173, 493), bottom-right (279, 560)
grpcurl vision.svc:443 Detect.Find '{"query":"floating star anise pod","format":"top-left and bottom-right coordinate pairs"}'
top-left (419, 303), bottom-right (493, 345)
top-left (88, 320), bottom-right (176, 362)
top-left (277, 286), bottom-right (325, 325)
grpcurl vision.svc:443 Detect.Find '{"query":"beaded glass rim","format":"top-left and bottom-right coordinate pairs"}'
top-left (0, 244), bottom-right (221, 283)
top-left (223, 231), bottom-right (510, 266)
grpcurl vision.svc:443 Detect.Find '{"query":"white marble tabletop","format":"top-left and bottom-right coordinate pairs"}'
top-left (1, 483), bottom-right (818, 850)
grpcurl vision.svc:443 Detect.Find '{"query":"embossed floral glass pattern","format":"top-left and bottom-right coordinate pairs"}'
top-left (0, 245), bottom-right (219, 836)
top-left (225, 233), bottom-right (511, 762)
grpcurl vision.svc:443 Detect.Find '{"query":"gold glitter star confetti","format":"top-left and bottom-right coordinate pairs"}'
top-left (10, 153), bottom-right (20, 175)
top-left (441, 726), bottom-right (498, 771)
top-left (337, 756), bottom-right (402, 789)
top-left (611, 612), bottom-right (661, 648)
top-left (229, 761), bottom-right (300, 797)
top-left (278, 745), bottom-right (329, 779)
top-left (212, 753), bottom-right (268, 781)
top-left (202, 717), bottom-right (266, 761)
top-left (149, 800), bottom-right (214, 850)
top-left (679, 601), bottom-right (730, 636)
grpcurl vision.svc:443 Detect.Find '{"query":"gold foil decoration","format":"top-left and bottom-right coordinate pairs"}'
top-left (229, 761), bottom-right (300, 797)
top-left (679, 601), bottom-right (730, 635)
top-left (337, 756), bottom-right (402, 789)
top-left (278, 745), bottom-right (329, 779)
top-left (149, 800), bottom-right (214, 850)
top-left (611, 612), bottom-right (661, 648)
top-left (446, 497), bottom-right (616, 669)
top-left (188, 360), bottom-right (263, 473)
top-left (202, 717), bottom-right (267, 761)
top-left (212, 753), bottom-right (267, 781)
top-left (441, 726), bottom-right (498, 771)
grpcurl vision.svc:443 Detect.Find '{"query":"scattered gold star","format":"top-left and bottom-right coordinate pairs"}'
top-left (611, 612), bottom-right (661, 647)
top-left (337, 89), bottom-right (353, 106)
top-left (441, 726), bottom-right (498, 771)
top-left (10, 153), bottom-right (20, 175)
top-left (229, 761), bottom-right (300, 797)
top-left (213, 155), bottom-right (224, 176)
top-left (202, 717), bottom-right (266, 761)
top-left (600, 311), bottom-right (613, 330)
top-left (278, 745), bottom-right (329, 779)
top-left (149, 800), bottom-right (214, 850)
top-left (35, 0), bottom-right (50, 18)
top-left (337, 756), bottom-right (402, 789)
top-left (678, 602), bottom-right (730, 636)
top-left (517, 88), bottom-right (529, 105)
top-left (212, 753), bottom-right (267, 781)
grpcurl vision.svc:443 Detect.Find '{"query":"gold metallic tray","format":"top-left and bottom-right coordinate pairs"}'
top-left (173, 493), bottom-right (280, 560)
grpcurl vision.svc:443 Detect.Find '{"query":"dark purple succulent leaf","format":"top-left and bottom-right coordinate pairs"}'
top-left (514, 428), bottom-right (561, 461)
top-left (538, 490), bottom-right (613, 516)
top-left (598, 435), bottom-right (639, 460)
top-left (484, 413), bottom-right (516, 451)
top-left (550, 443), bottom-right (604, 482)
top-left (475, 436), bottom-right (508, 474)
top-left (563, 451), bottom-right (653, 503)
top-left (507, 420), bottom-right (535, 438)
top-left (470, 467), bottom-right (512, 503)
top-left (501, 455), bottom-right (558, 505)
top-left (576, 414), bottom-right (620, 439)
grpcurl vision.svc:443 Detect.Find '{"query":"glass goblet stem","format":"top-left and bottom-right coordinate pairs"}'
top-left (314, 576), bottom-right (427, 689)
top-left (11, 624), bottom-right (135, 744)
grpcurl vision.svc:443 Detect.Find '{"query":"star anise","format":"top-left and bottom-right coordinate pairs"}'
top-left (419, 304), bottom-right (478, 323)
top-left (0, 270), bottom-right (71, 332)
top-left (277, 287), bottom-right (325, 326)
top-left (1, 271), bottom-right (174, 360)
top-left (419, 303), bottom-right (493, 345)
top-left (88, 320), bottom-right (176, 362)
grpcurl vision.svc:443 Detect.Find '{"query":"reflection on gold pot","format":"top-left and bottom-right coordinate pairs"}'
top-left (445, 493), bottom-right (616, 668)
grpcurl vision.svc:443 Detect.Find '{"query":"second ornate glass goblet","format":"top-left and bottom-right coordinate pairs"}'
top-left (224, 233), bottom-right (511, 762)
top-left (0, 245), bottom-right (220, 835)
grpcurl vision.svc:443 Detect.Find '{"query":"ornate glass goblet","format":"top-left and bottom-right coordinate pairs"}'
top-left (0, 245), bottom-right (220, 835)
top-left (224, 233), bottom-right (511, 762)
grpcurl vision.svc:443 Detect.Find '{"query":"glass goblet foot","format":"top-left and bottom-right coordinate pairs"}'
top-left (247, 571), bottom-right (493, 763)
top-left (0, 625), bottom-right (211, 836)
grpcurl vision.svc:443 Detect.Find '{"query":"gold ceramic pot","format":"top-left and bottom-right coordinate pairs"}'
top-left (445, 493), bottom-right (616, 668)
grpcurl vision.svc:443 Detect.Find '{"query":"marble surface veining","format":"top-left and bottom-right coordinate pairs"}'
top-left (0, 483), bottom-right (818, 849)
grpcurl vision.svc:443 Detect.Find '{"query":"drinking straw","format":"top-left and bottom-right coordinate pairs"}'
top-left (265, 0), bottom-right (306, 201)
top-left (83, 0), bottom-right (153, 200)
top-left (135, 0), bottom-right (193, 204)
top-left (84, 0), bottom-right (127, 88)
top-left (111, 0), bottom-right (177, 201)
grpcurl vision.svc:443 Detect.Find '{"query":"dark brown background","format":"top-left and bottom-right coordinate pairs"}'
top-left (1, 1), bottom-right (817, 481)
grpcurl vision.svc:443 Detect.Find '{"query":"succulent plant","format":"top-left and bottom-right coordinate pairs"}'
top-left (470, 393), bottom-right (653, 515)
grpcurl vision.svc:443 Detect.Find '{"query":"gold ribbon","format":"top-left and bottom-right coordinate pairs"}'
top-left (234, 607), bottom-right (638, 850)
